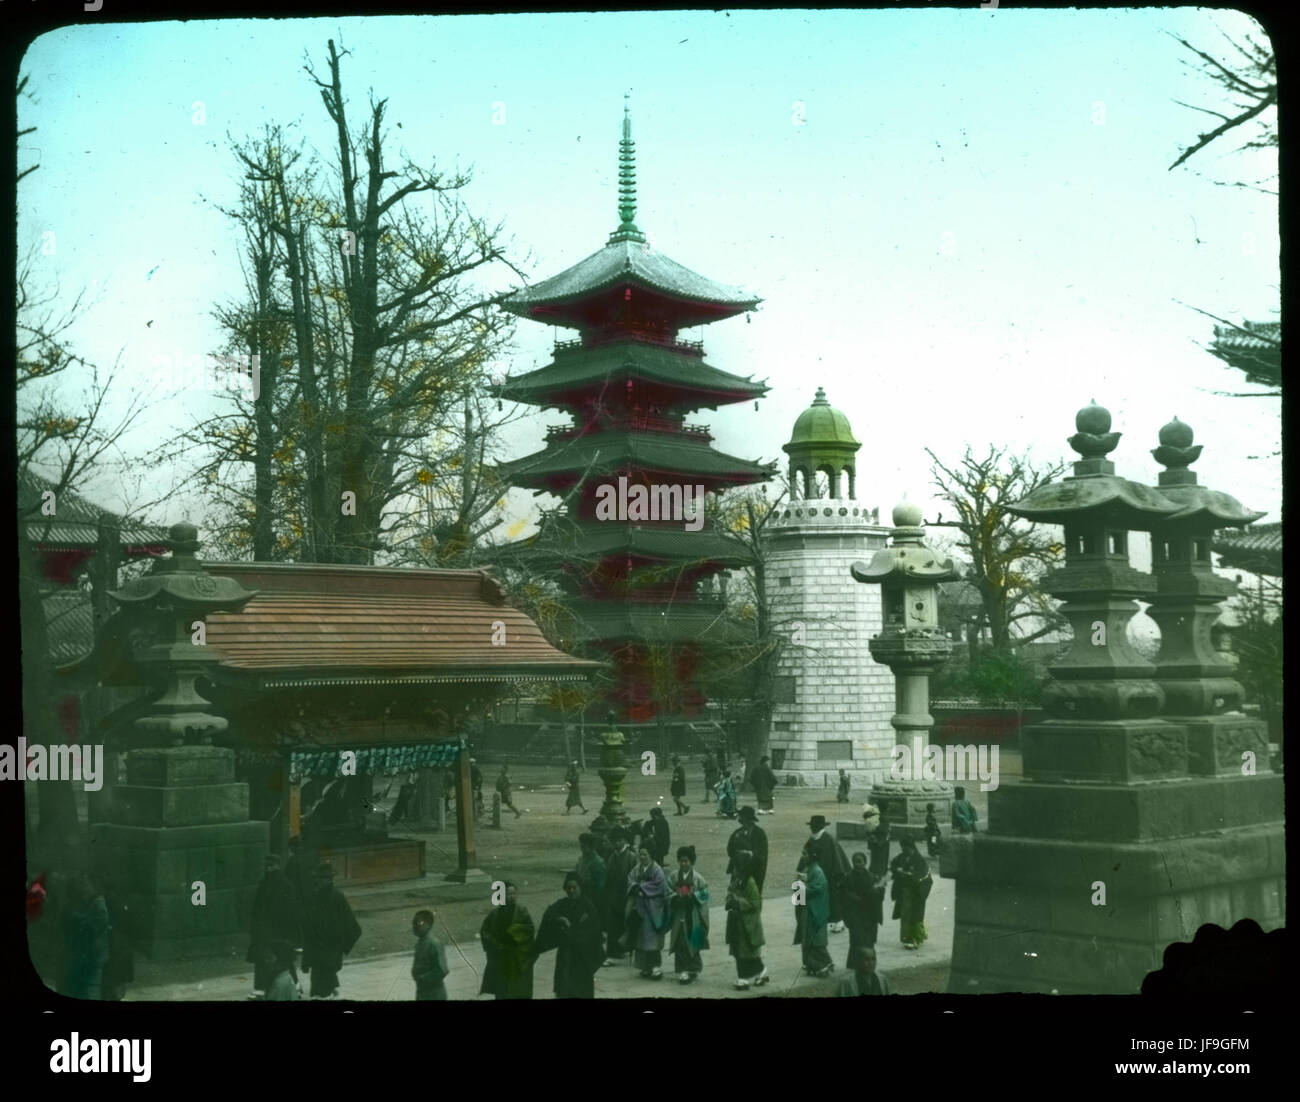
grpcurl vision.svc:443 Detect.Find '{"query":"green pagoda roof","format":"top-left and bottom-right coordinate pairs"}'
top-left (785, 387), bottom-right (861, 450)
top-left (495, 339), bottom-right (768, 408)
top-left (501, 238), bottom-right (760, 325)
top-left (508, 523), bottom-right (753, 567)
top-left (500, 433), bottom-right (777, 486)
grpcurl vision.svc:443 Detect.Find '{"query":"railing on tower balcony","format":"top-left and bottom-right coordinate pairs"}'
top-left (553, 330), bottom-right (706, 357)
top-left (545, 424), bottom-right (582, 443)
top-left (545, 417), bottom-right (713, 441)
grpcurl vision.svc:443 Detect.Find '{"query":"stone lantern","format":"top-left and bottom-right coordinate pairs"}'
top-left (597, 711), bottom-right (631, 825)
top-left (1145, 417), bottom-right (1270, 775)
top-left (110, 522), bottom-right (258, 748)
top-left (92, 523), bottom-right (267, 960)
top-left (850, 500), bottom-right (961, 839)
top-left (941, 401), bottom-right (1284, 994)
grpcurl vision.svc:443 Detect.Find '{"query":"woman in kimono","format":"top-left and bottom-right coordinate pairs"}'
top-left (667, 846), bottom-right (710, 984)
top-left (793, 843), bottom-right (833, 977)
top-left (890, 837), bottom-right (934, 949)
top-left (564, 761), bottom-right (587, 815)
top-left (841, 851), bottom-right (883, 967)
top-left (714, 770), bottom-right (737, 818)
top-left (724, 851), bottom-right (767, 989)
top-left (532, 873), bottom-right (604, 998)
top-left (479, 881), bottom-right (536, 998)
top-left (626, 845), bottom-right (670, 980)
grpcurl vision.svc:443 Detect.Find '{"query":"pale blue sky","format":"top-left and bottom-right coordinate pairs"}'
top-left (18, 8), bottom-right (1281, 544)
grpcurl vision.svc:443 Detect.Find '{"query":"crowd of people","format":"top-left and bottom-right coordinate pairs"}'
top-left (465, 788), bottom-right (952, 999)
top-left (29, 750), bottom-right (974, 1002)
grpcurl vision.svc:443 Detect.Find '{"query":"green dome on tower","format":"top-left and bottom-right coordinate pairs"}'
top-left (786, 387), bottom-right (860, 449)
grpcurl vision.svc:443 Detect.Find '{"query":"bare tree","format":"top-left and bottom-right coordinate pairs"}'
top-left (926, 446), bottom-right (1068, 654)
top-left (155, 41), bottom-right (528, 565)
top-left (1168, 27), bottom-right (1277, 191)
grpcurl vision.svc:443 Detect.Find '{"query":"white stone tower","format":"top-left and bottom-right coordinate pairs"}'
top-left (764, 388), bottom-right (896, 787)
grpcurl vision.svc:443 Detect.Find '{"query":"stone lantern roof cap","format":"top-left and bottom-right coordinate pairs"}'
top-left (1007, 400), bottom-right (1183, 528)
top-left (110, 522), bottom-right (258, 610)
top-left (851, 503), bottom-right (962, 585)
top-left (1149, 416), bottom-right (1266, 527)
top-left (784, 387), bottom-right (861, 451)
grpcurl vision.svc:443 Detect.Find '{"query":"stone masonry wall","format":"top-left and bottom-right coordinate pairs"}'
top-left (766, 513), bottom-right (894, 787)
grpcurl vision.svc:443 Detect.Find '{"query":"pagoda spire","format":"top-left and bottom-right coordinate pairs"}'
top-left (608, 93), bottom-right (647, 245)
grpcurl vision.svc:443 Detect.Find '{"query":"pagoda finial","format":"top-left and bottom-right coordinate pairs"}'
top-left (608, 93), bottom-right (647, 245)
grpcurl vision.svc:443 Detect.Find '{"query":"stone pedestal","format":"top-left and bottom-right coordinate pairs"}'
top-left (92, 746), bottom-right (267, 960)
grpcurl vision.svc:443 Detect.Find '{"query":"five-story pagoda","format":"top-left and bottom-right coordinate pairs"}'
top-left (496, 98), bottom-right (774, 722)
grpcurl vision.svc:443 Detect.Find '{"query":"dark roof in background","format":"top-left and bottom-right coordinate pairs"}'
top-left (19, 470), bottom-right (168, 551)
top-left (1213, 522), bottom-right (1283, 577)
top-left (1211, 320), bottom-right (1280, 352)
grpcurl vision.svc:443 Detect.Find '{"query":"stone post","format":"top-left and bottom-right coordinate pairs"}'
top-left (850, 502), bottom-right (960, 840)
top-left (941, 402), bottom-right (1285, 994)
top-left (597, 712), bottom-right (631, 826)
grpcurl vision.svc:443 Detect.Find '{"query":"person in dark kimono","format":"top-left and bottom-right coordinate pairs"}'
top-left (496, 766), bottom-right (523, 818)
top-left (479, 881), bottom-right (535, 999)
top-left (836, 769), bottom-right (851, 803)
top-left (841, 851), bottom-right (883, 967)
top-left (602, 828), bottom-right (638, 965)
top-left (725, 806), bottom-right (769, 890)
top-left (924, 803), bottom-right (942, 857)
top-left (793, 844), bottom-right (833, 977)
top-left (799, 815), bottom-right (851, 932)
top-left (626, 845), bottom-right (669, 980)
top-left (99, 874), bottom-right (134, 1002)
top-left (750, 755), bottom-right (777, 814)
top-left (301, 862), bottom-right (362, 999)
top-left (667, 846), bottom-right (710, 984)
top-left (532, 873), bottom-right (604, 998)
top-left (891, 838), bottom-right (933, 949)
top-left (724, 851), bottom-right (767, 989)
top-left (863, 805), bottom-right (891, 881)
top-left (564, 761), bottom-right (587, 815)
top-left (248, 854), bottom-right (304, 995)
top-left (951, 786), bottom-right (978, 834)
top-left (411, 909), bottom-right (449, 1001)
top-left (61, 873), bottom-right (110, 1000)
top-left (644, 806), bottom-right (671, 866)
top-left (669, 756), bottom-right (690, 816)
top-left (263, 939), bottom-right (301, 1001)
top-left (574, 833), bottom-right (607, 902)
top-left (702, 751), bottom-right (719, 803)
top-left (837, 946), bottom-right (892, 996)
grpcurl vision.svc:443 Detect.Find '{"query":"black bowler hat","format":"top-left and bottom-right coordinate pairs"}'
top-left (807, 815), bottom-right (828, 831)
top-left (737, 806), bottom-right (758, 822)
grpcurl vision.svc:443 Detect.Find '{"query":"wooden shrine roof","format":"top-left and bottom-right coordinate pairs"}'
top-left (198, 562), bottom-right (600, 686)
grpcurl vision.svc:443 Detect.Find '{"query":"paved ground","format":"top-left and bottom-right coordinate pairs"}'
top-left (114, 756), bottom-right (1006, 1000)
